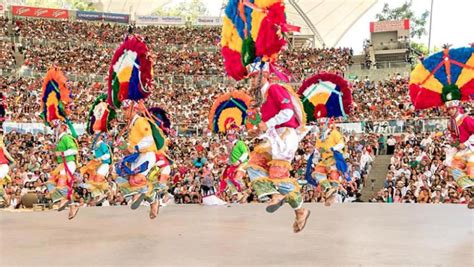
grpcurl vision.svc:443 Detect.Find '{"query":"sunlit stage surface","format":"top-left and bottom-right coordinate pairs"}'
top-left (1, 204), bottom-right (472, 266)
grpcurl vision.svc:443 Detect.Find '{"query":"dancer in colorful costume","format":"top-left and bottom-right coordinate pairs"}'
top-left (209, 91), bottom-right (252, 200)
top-left (108, 34), bottom-right (167, 219)
top-left (298, 73), bottom-right (353, 206)
top-left (409, 46), bottom-right (474, 208)
top-left (219, 119), bottom-right (249, 199)
top-left (221, 0), bottom-right (310, 232)
top-left (40, 67), bottom-right (80, 219)
top-left (0, 135), bottom-right (14, 206)
top-left (81, 94), bottom-right (116, 205)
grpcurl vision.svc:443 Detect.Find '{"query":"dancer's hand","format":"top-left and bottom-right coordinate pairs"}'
top-left (458, 143), bottom-right (466, 150)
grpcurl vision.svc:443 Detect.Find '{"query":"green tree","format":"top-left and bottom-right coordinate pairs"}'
top-left (153, 0), bottom-right (209, 21)
top-left (375, 1), bottom-right (429, 39)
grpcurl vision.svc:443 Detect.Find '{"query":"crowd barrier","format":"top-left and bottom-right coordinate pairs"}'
top-left (2, 119), bottom-right (448, 136)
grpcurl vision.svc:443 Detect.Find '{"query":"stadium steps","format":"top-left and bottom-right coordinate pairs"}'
top-left (360, 155), bottom-right (391, 201)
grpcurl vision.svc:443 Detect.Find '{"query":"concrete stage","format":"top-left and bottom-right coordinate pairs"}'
top-left (0, 204), bottom-right (473, 267)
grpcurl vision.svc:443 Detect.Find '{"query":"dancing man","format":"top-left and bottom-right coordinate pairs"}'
top-left (219, 119), bottom-right (248, 200)
top-left (445, 99), bottom-right (474, 208)
top-left (80, 133), bottom-right (112, 205)
top-left (0, 134), bottom-right (14, 207)
top-left (311, 120), bottom-right (348, 206)
top-left (246, 64), bottom-right (311, 233)
top-left (116, 101), bottom-right (160, 218)
top-left (46, 123), bottom-right (80, 219)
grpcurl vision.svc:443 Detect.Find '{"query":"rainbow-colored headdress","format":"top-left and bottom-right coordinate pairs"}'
top-left (86, 94), bottom-right (116, 135)
top-left (40, 67), bottom-right (77, 137)
top-left (209, 91), bottom-right (252, 133)
top-left (221, 0), bottom-right (299, 81)
top-left (108, 34), bottom-right (153, 109)
top-left (409, 47), bottom-right (474, 110)
top-left (298, 73), bottom-right (352, 122)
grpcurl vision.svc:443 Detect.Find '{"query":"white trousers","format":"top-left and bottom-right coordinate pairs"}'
top-left (131, 152), bottom-right (156, 176)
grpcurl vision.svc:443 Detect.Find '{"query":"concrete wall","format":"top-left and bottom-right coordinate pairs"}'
top-left (346, 64), bottom-right (412, 81)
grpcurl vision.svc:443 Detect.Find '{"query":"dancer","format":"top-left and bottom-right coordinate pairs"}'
top-left (82, 94), bottom-right (116, 205)
top-left (40, 67), bottom-right (79, 219)
top-left (297, 73), bottom-right (353, 206)
top-left (408, 46), bottom-right (474, 209)
top-left (219, 119), bottom-right (248, 200)
top-left (80, 133), bottom-right (112, 205)
top-left (445, 100), bottom-right (474, 208)
top-left (311, 120), bottom-right (348, 206)
top-left (46, 123), bottom-right (80, 219)
top-left (0, 135), bottom-right (14, 207)
top-left (245, 64), bottom-right (311, 233)
top-left (115, 101), bottom-right (162, 218)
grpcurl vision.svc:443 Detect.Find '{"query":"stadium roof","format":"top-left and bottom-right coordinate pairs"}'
top-left (95, 0), bottom-right (377, 48)
top-left (285, 0), bottom-right (378, 47)
top-left (95, 0), bottom-right (172, 14)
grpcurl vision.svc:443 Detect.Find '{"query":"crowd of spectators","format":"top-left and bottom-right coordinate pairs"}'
top-left (0, 18), bottom-right (472, 210)
top-left (0, 128), bottom-right (377, 208)
top-left (2, 75), bottom-right (472, 126)
top-left (370, 132), bottom-right (473, 204)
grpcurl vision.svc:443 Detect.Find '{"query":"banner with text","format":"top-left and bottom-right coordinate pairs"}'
top-left (193, 16), bottom-right (223, 26)
top-left (370, 19), bottom-right (409, 33)
top-left (76, 11), bottom-right (129, 23)
top-left (12, 5), bottom-right (69, 19)
top-left (136, 15), bottom-right (184, 25)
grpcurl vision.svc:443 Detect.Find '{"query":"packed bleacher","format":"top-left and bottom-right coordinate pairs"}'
top-left (369, 132), bottom-right (473, 204)
top-left (0, 17), bottom-right (472, 209)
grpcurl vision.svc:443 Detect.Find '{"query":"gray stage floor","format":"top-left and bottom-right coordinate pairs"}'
top-left (0, 203), bottom-right (473, 267)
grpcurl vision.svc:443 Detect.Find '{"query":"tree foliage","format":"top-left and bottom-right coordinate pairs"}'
top-left (153, 0), bottom-right (209, 21)
top-left (375, 1), bottom-right (429, 39)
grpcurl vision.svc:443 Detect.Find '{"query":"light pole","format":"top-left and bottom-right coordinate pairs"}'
top-left (427, 0), bottom-right (434, 54)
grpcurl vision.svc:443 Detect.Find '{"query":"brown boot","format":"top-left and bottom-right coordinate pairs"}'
top-left (266, 194), bottom-right (285, 213)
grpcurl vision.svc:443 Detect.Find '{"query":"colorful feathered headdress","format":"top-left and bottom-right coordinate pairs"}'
top-left (298, 73), bottom-right (352, 122)
top-left (221, 0), bottom-right (299, 81)
top-left (209, 91), bottom-right (252, 133)
top-left (108, 34), bottom-right (154, 109)
top-left (409, 47), bottom-right (474, 110)
top-left (40, 67), bottom-right (77, 137)
top-left (86, 94), bottom-right (117, 135)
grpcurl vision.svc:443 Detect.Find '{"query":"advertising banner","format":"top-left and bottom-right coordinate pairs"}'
top-left (370, 19), bottom-right (409, 33)
top-left (76, 11), bottom-right (129, 23)
top-left (136, 15), bottom-right (184, 25)
top-left (76, 10), bottom-right (102, 21)
top-left (194, 16), bottom-right (223, 26)
top-left (12, 5), bottom-right (69, 19)
top-left (103, 12), bottom-right (129, 23)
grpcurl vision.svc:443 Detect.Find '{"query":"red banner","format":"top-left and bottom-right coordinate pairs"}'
top-left (12, 5), bottom-right (68, 19)
top-left (370, 19), bottom-right (410, 33)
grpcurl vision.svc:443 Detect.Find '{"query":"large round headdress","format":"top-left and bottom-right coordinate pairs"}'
top-left (409, 47), bottom-right (474, 109)
top-left (298, 73), bottom-right (352, 122)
